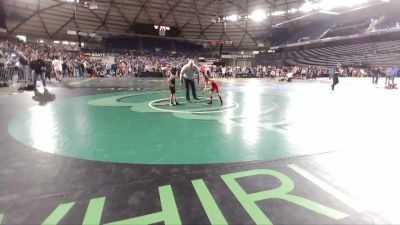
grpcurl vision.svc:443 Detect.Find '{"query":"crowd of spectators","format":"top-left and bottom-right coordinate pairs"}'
top-left (215, 65), bottom-right (398, 83)
top-left (111, 54), bottom-right (192, 77)
top-left (0, 38), bottom-right (398, 88)
top-left (0, 39), bottom-right (195, 87)
top-left (0, 39), bottom-right (89, 86)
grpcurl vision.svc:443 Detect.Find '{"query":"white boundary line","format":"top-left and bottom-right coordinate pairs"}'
top-left (148, 97), bottom-right (240, 114)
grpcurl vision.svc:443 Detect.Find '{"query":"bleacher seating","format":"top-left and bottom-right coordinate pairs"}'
top-left (275, 2), bottom-right (400, 46)
top-left (281, 20), bottom-right (334, 45)
top-left (377, 14), bottom-right (400, 30)
top-left (323, 18), bottom-right (372, 39)
top-left (105, 36), bottom-right (202, 52)
top-left (258, 40), bottom-right (400, 66)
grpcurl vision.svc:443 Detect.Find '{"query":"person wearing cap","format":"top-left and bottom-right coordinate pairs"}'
top-left (180, 60), bottom-right (200, 102)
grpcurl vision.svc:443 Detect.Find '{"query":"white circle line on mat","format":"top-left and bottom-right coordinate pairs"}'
top-left (148, 97), bottom-right (239, 114)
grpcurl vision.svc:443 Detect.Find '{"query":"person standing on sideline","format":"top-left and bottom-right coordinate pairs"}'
top-left (52, 55), bottom-right (63, 82)
top-left (331, 67), bottom-right (340, 91)
top-left (73, 59), bottom-right (80, 78)
top-left (30, 54), bottom-right (47, 88)
top-left (18, 53), bottom-right (29, 82)
top-left (328, 66), bottom-right (335, 80)
top-left (180, 60), bottom-right (200, 103)
top-left (371, 66), bottom-right (380, 85)
top-left (105, 62), bottom-right (111, 76)
top-left (79, 59), bottom-right (85, 77)
top-left (62, 59), bottom-right (68, 80)
top-left (389, 66), bottom-right (398, 86)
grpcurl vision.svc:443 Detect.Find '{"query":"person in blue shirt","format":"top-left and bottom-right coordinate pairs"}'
top-left (328, 66), bottom-right (335, 80)
top-left (389, 66), bottom-right (398, 86)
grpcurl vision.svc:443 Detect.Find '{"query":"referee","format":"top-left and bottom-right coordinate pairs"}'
top-left (180, 60), bottom-right (200, 102)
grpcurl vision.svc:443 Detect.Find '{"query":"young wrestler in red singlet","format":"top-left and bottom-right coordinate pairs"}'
top-left (202, 77), bottom-right (223, 105)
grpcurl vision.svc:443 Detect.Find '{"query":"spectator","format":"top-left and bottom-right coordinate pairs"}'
top-left (52, 55), bottom-right (63, 81)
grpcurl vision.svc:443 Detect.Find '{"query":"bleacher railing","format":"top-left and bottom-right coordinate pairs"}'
top-left (271, 27), bottom-right (400, 50)
top-left (0, 65), bottom-right (30, 87)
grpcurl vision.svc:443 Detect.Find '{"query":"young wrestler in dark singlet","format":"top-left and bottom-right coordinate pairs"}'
top-left (167, 68), bottom-right (180, 106)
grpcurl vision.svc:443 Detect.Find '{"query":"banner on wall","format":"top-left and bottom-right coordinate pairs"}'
top-left (84, 52), bottom-right (115, 64)
top-left (221, 54), bottom-right (255, 59)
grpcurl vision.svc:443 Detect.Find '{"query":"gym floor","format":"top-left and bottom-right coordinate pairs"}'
top-left (0, 77), bottom-right (399, 225)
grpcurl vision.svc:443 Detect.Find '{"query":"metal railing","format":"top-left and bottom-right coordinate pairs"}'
top-left (0, 65), bottom-right (31, 87)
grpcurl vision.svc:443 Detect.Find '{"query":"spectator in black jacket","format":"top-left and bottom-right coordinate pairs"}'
top-left (372, 66), bottom-right (380, 85)
top-left (62, 60), bottom-right (68, 79)
top-left (331, 67), bottom-right (341, 91)
top-left (30, 54), bottom-right (47, 88)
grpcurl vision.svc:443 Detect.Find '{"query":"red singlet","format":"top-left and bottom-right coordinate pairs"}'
top-left (210, 80), bottom-right (219, 93)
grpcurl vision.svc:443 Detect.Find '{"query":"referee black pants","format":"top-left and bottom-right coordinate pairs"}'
top-left (184, 78), bottom-right (197, 101)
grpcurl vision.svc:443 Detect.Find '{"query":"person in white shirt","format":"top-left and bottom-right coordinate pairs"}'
top-left (105, 63), bottom-right (111, 76)
top-left (180, 60), bottom-right (200, 102)
top-left (286, 72), bottom-right (293, 82)
top-left (221, 66), bottom-right (226, 78)
top-left (83, 60), bottom-right (89, 77)
top-left (270, 69), bottom-right (276, 78)
top-left (52, 56), bottom-right (63, 81)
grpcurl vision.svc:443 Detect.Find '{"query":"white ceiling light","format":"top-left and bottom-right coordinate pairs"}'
top-left (315, 0), bottom-right (368, 11)
top-left (300, 0), bottom-right (371, 12)
top-left (299, 1), bottom-right (315, 12)
top-left (226, 14), bottom-right (238, 22)
top-left (250, 10), bottom-right (267, 22)
top-left (271, 11), bottom-right (285, 16)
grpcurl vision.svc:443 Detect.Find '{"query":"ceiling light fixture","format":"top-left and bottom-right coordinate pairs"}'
top-left (250, 10), bottom-right (267, 22)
